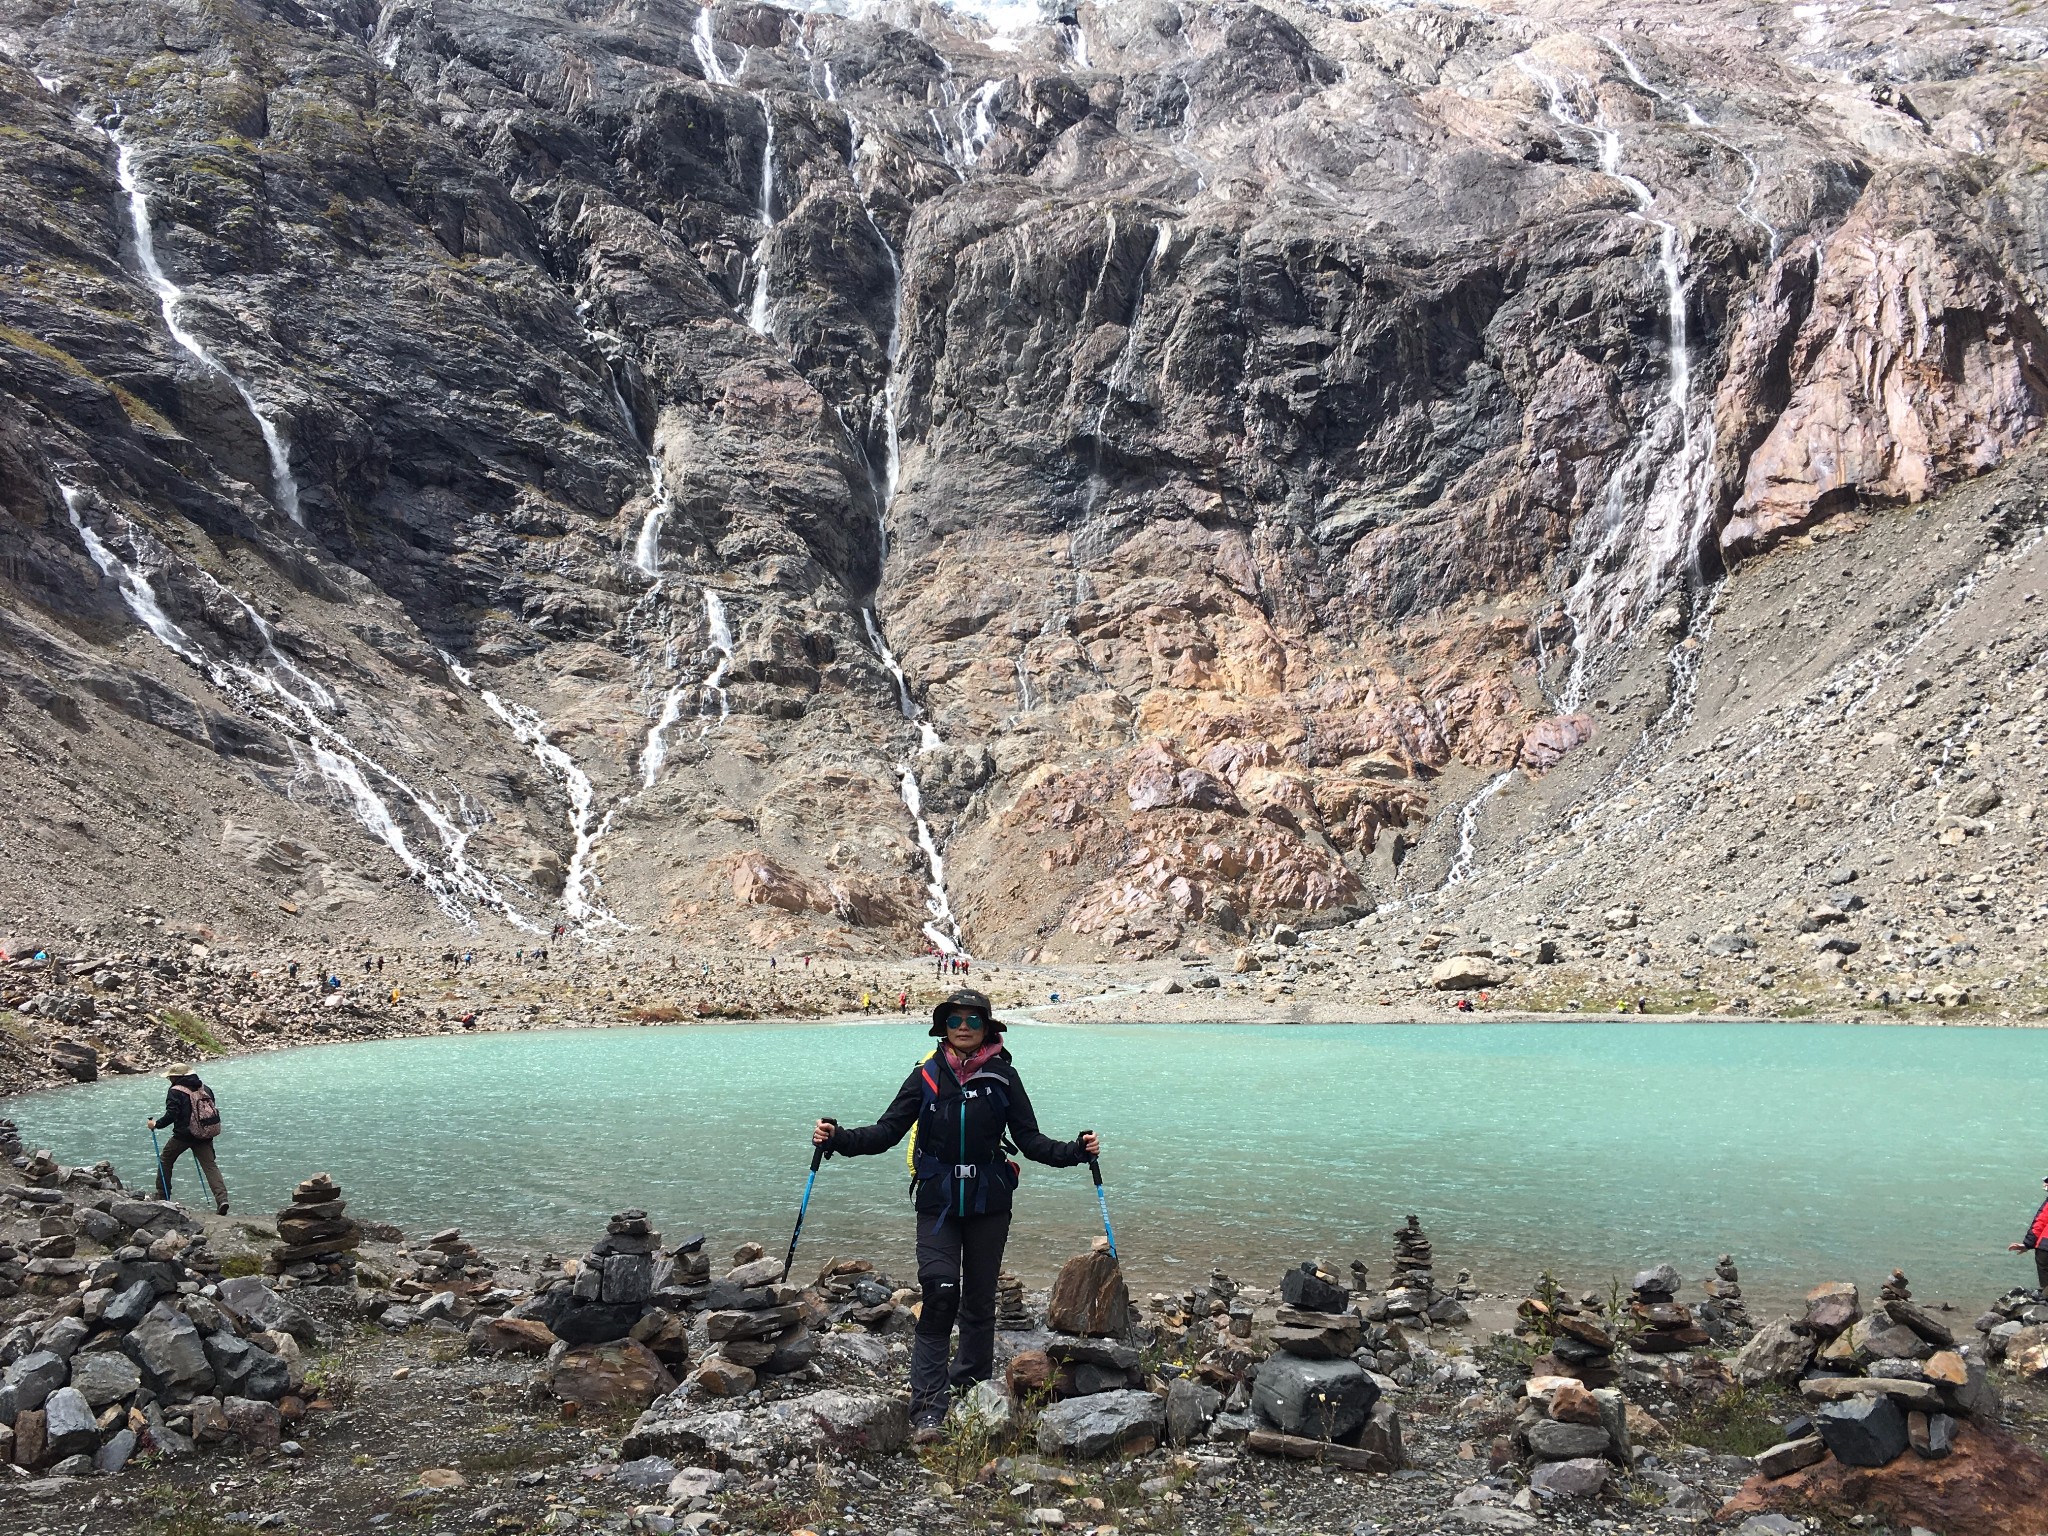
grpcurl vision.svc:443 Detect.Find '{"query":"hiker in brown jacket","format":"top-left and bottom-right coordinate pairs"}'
top-left (147, 1062), bottom-right (229, 1214)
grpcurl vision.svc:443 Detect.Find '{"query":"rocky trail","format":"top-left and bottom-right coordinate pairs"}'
top-left (7, 1147), bottom-right (2048, 1536)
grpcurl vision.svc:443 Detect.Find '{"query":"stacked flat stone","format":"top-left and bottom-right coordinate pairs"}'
top-left (1514, 1373), bottom-right (1630, 1496)
top-left (694, 1251), bottom-right (815, 1398)
top-left (0, 1195), bottom-right (315, 1475)
top-left (23, 1150), bottom-right (59, 1188)
top-left (1744, 1279), bottom-right (2000, 1477)
top-left (1879, 1268), bottom-right (1912, 1303)
top-left (1700, 1253), bottom-right (1752, 1337)
top-left (996, 1271), bottom-right (1031, 1329)
top-left (0, 1118), bottom-right (21, 1157)
top-left (1246, 1265), bottom-right (1404, 1466)
top-left (1628, 1264), bottom-right (1709, 1354)
top-left (1379, 1216), bottom-right (1433, 1321)
top-left (1271, 1262), bottom-right (1360, 1359)
top-left (1516, 1281), bottom-right (1620, 1388)
top-left (392, 1226), bottom-right (496, 1305)
top-left (267, 1173), bottom-right (361, 1285)
top-left (812, 1256), bottom-right (907, 1332)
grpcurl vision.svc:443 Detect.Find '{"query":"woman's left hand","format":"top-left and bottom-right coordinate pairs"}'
top-left (1079, 1131), bottom-right (1101, 1158)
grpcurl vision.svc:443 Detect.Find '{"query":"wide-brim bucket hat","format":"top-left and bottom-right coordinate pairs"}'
top-left (928, 988), bottom-right (1002, 1038)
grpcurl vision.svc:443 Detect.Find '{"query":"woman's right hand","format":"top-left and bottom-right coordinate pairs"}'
top-left (812, 1118), bottom-right (837, 1147)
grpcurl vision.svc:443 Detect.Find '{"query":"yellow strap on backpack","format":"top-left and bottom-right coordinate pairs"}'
top-left (907, 1049), bottom-right (937, 1172)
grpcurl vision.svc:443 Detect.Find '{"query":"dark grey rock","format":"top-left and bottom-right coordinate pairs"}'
top-left (42, 1385), bottom-right (99, 1459)
top-left (122, 1304), bottom-right (215, 1396)
top-left (204, 1334), bottom-right (290, 1401)
top-left (1251, 1355), bottom-right (1377, 1441)
top-left (35, 1317), bottom-right (88, 1359)
top-left (69, 1349), bottom-right (143, 1407)
top-left (1280, 1264), bottom-right (1348, 1314)
top-left (102, 1280), bottom-right (157, 1331)
top-left (1525, 1419), bottom-right (1614, 1461)
top-left (3, 1349), bottom-right (69, 1412)
top-left (96, 1427), bottom-right (138, 1474)
top-left (1165, 1378), bottom-right (1220, 1446)
top-left (1814, 1395), bottom-right (1909, 1468)
top-left (1035, 1389), bottom-right (1167, 1458)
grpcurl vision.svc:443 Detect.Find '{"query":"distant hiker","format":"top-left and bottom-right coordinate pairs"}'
top-left (898, 989), bottom-right (908, 1011)
top-left (147, 1062), bottom-right (228, 1215)
top-left (813, 988), bottom-right (1098, 1439)
top-left (2008, 1175), bottom-right (2048, 1290)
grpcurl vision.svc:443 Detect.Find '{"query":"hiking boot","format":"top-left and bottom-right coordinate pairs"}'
top-left (216, 1201), bottom-right (230, 1216)
top-left (910, 1405), bottom-right (947, 1445)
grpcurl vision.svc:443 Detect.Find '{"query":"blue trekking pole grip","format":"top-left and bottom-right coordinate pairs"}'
top-left (781, 1119), bottom-right (835, 1284)
top-left (1084, 1133), bottom-right (1117, 1260)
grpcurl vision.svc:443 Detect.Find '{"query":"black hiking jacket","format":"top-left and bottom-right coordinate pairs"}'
top-left (827, 1048), bottom-right (1085, 1218)
top-left (157, 1075), bottom-right (207, 1139)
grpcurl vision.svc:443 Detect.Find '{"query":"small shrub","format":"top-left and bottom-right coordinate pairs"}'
top-left (218, 1253), bottom-right (264, 1279)
top-left (1671, 1385), bottom-right (1795, 1457)
top-left (161, 1008), bottom-right (223, 1054)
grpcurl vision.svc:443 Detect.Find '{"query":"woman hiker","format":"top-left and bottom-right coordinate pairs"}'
top-left (814, 988), bottom-right (1099, 1439)
top-left (146, 1061), bottom-right (229, 1215)
top-left (2009, 1173), bottom-right (2048, 1289)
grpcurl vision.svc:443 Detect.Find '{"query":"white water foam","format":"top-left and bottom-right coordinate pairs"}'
top-left (1442, 771), bottom-right (1515, 888)
top-left (61, 484), bottom-right (532, 924)
top-left (113, 136), bottom-right (304, 526)
top-left (692, 6), bottom-right (732, 84)
top-left (746, 92), bottom-right (778, 336)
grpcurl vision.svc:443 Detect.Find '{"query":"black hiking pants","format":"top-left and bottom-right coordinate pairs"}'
top-left (2036, 1246), bottom-right (2048, 1293)
top-left (911, 1211), bottom-right (1010, 1416)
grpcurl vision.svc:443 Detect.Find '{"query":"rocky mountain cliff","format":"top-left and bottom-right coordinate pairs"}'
top-left (1, 0), bottom-right (2044, 969)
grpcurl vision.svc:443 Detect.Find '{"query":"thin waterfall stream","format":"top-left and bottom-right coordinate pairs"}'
top-left (113, 134), bottom-right (305, 526)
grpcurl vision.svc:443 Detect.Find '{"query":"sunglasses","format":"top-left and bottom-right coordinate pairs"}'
top-left (945, 1013), bottom-right (986, 1030)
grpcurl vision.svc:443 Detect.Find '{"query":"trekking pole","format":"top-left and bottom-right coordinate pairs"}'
top-left (1084, 1134), bottom-right (1117, 1260)
top-left (149, 1124), bottom-right (167, 1199)
top-left (780, 1119), bottom-right (835, 1284)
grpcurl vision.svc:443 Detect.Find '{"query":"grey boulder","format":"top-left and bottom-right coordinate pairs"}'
top-left (762, 1390), bottom-right (908, 1456)
top-left (2, 1349), bottom-right (69, 1413)
top-left (1165, 1377), bottom-right (1221, 1446)
top-left (123, 1304), bottom-right (216, 1396)
top-left (1529, 1457), bottom-right (1609, 1499)
top-left (69, 1350), bottom-right (143, 1408)
top-left (1815, 1395), bottom-right (1909, 1468)
top-left (205, 1333), bottom-right (291, 1401)
top-left (1252, 1355), bottom-right (1377, 1441)
top-left (1525, 1419), bottom-right (1613, 1461)
top-left (1731, 1318), bottom-right (1816, 1387)
top-left (43, 1385), bottom-right (99, 1460)
top-left (102, 1280), bottom-right (157, 1332)
top-left (1036, 1389), bottom-right (1167, 1458)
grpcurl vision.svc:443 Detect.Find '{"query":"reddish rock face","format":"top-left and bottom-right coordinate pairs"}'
top-left (1718, 1421), bottom-right (2048, 1536)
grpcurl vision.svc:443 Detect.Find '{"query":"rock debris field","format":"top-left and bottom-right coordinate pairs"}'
top-left (2, 1141), bottom-right (2048, 1536)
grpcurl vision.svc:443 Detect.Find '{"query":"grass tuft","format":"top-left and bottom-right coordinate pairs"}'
top-left (161, 1007), bottom-right (224, 1054)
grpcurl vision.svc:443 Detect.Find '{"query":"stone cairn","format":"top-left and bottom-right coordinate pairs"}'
top-left (1731, 1279), bottom-right (1997, 1479)
top-left (1365, 1216), bottom-right (1468, 1325)
top-left (394, 1227), bottom-right (495, 1300)
top-left (1237, 1261), bottom-right (1404, 1471)
top-left (1521, 1280), bottom-right (1619, 1388)
top-left (996, 1270), bottom-right (1031, 1330)
top-left (266, 1173), bottom-right (361, 1286)
top-left (0, 1189), bottom-right (315, 1474)
top-left (1511, 1371), bottom-right (1631, 1503)
top-left (0, 1118), bottom-right (21, 1158)
top-left (1700, 1254), bottom-right (1752, 1336)
top-left (1629, 1264), bottom-right (1711, 1354)
top-left (817, 1256), bottom-right (906, 1330)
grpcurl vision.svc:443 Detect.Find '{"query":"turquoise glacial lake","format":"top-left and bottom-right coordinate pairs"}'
top-left (10, 1020), bottom-right (2045, 1315)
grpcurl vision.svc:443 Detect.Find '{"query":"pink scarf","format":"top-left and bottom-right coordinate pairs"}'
top-left (944, 1039), bottom-right (1003, 1084)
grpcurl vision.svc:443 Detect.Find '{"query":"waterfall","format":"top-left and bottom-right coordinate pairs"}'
top-left (1520, 57), bottom-right (1709, 709)
top-left (1603, 40), bottom-right (1779, 262)
top-left (60, 483), bottom-right (534, 925)
top-left (1015, 652), bottom-right (1035, 712)
top-left (113, 137), bottom-right (305, 526)
top-left (473, 689), bottom-right (618, 929)
top-left (746, 93), bottom-right (778, 336)
top-left (640, 587), bottom-right (733, 784)
top-left (960, 79), bottom-right (1002, 165)
top-left (1442, 771), bottom-right (1515, 889)
top-left (692, 6), bottom-right (732, 85)
top-left (900, 766), bottom-right (964, 955)
top-left (699, 588), bottom-right (734, 732)
top-left (1092, 219), bottom-right (1173, 439)
top-left (845, 111), bottom-right (906, 546)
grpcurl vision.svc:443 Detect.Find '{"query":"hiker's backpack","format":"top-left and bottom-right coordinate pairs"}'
top-left (172, 1082), bottom-right (223, 1140)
